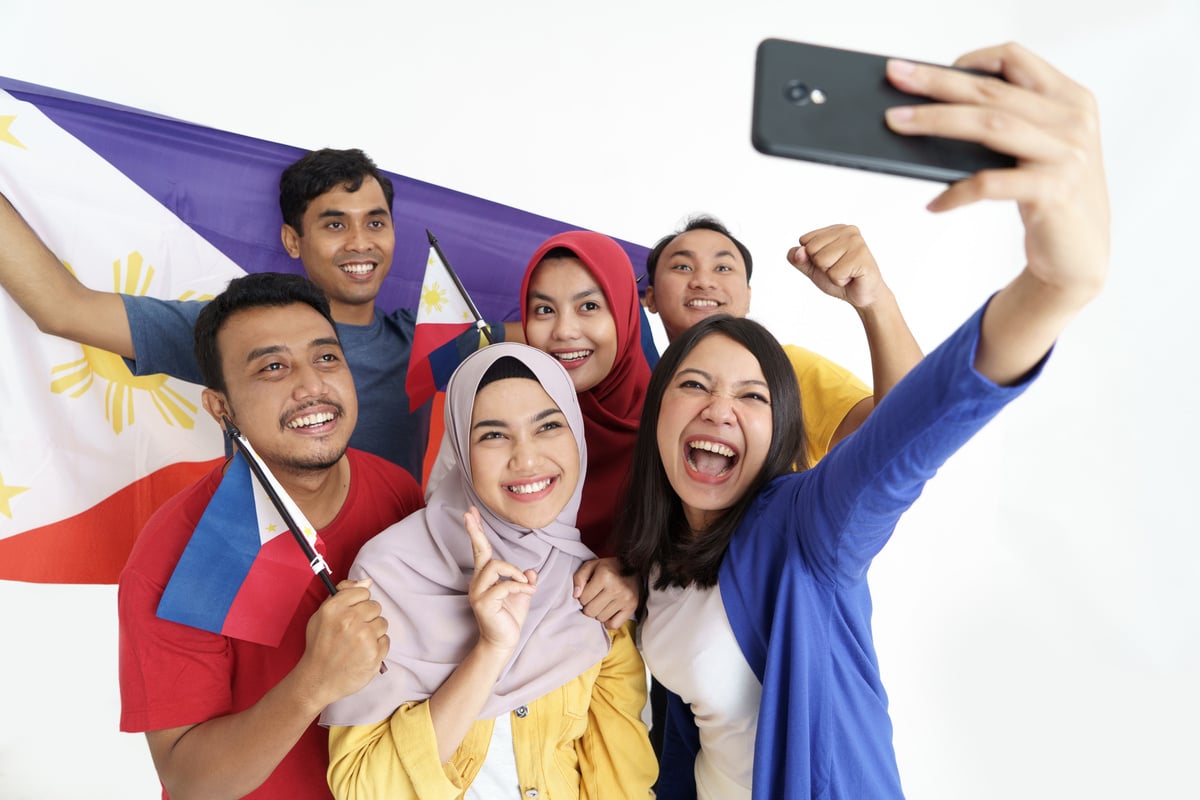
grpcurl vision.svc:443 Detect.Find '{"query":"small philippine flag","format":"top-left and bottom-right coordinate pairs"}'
top-left (157, 440), bottom-right (324, 647)
top-left (405, 245), bottom-right (481, 411)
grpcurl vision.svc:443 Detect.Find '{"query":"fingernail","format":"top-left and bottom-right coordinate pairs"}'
top-left (885, 106), bottom-right (915, 124)
top-left (887, 58), bottom-right (916, 76)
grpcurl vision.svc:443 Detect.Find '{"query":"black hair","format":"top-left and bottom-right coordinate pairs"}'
top-left (278, 148), bottom-right (395, 234)
top-left (194, 272), bottom-right (337, 394)
top-left (644, 215), bottom-right (754, 287)
top-left (478, 356), bottom-right (539, 391)
top-left (618, 315), bottom-right (806, 611)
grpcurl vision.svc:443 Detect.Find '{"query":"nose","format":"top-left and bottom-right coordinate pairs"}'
top-left (688, 267), bottom-right (716, 289)
top-left (345, 221), bottom-right (371, 252)
top-left (551, 311), bottom-right (580, 341)
top-left (291, 361), bottom-right (328, 400)
top-left (699, 392), bottom-right (735, 425)
top-left (509, 435), bottom-right (538, 470)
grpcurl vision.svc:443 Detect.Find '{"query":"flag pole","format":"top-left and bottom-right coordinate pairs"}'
top-left (426, 229), bottom-right (494, 344)
top-left (221, 415), bottom-right (337, 596)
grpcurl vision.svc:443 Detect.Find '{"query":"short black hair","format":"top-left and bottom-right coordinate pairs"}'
top-left (279, 148), bottom-right (395, 234)
top-left (645, 215), bottom-right (754, 287)
top-left (194, 272), bottom-right (338, 394)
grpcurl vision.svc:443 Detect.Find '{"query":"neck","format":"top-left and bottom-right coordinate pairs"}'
top-left (330, 299), bottom-right (375, 326)
top-left (273, 456), bottom-right (352, 529)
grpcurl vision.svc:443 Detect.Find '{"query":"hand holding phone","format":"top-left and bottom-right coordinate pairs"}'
top-left (751, 39), bottom-right (1016, 183)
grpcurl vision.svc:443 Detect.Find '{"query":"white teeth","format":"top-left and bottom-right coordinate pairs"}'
top-left (689, 440), bottom-right (735, 457)
top-left (687, 299), bottom-right (719, 309)
top-left (507, 478), bottom-right (552, 495)
top-left (287, 412), bottom-right (335, 429)
top-left (340, 263), bottom-right (374, 274)
top-left (554, 350), bottom-right (591, 362)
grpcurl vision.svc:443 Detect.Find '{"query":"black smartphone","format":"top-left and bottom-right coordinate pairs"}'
top-left (751, 39), bottom-right (1016, 183)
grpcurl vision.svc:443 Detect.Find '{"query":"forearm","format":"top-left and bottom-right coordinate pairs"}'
top-left (147, 665), bottom-right (327, 800)
top-left (427, 640), bottom-right (510, 763)
top-left (977, 268), bottom-right (1101, 385)
top-left (855, 286), bottom-right (923, 404)
top-left (0, 192), bottom-right (135, 356)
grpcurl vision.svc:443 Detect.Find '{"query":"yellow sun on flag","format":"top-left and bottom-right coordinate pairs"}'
top-left (0, 471), bottom-right (30, 519)
top-left (421, 281), bottom-right (450, 314)
top-left (0, 115), bottom-right (27, 149)
top-left (47, 252), bottom-right (211, 434)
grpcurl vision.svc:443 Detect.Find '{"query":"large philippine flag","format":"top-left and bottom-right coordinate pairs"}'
top-left (406, 244), bottom-right (484, 411)
top-left (156, 438), bottom-right (324, 647)
top-left (0, 75), bottom-right (651, 585)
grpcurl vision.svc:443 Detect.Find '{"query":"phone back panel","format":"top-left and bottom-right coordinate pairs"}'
top-left (751, 39), bottom-right (1015, 183)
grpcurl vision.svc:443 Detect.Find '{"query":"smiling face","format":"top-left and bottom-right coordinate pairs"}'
top-left (469, 377), bottom-right (581, 529)
top-left (202, 302), bottom-right (357, 478)
top-left (645, 228), bottom-right (752, 341)
top-left (523, 257), bottom-right (619, 393)
top-left (280, 176), bottom-right (394, 325)
top-left (656, 333), bottom-right (773, 531)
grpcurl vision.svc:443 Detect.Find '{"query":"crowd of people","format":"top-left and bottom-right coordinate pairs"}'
top-left (0, 42), bottom-right (1108, 799)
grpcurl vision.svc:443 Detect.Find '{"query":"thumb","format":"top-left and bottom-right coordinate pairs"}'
top-left (572, 559), bottom-right (597, 598)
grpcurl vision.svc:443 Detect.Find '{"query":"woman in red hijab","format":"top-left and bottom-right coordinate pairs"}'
top-left (520, 231), bottom-right (651, 628)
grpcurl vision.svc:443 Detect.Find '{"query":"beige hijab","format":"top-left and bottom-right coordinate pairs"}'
top-left (321, 343), bottom-right (610, 726)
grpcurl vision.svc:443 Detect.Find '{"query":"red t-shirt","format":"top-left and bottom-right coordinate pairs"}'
top-left (119, 448), bottom-right (422, 799)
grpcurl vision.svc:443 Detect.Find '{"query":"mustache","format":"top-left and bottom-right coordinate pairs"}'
top-left (279, 398), bottom-right (346, 429)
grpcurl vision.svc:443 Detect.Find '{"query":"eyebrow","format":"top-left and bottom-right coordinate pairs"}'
top-left (315, 207), bottom-right (390, 219)
top-left (676, 367), bottom-right (768, 391)
top-left (667, 247), bottom-right (739, 262)
top-left (529, 285), bottom-right (604, 304)
top-left (245, 336), bottom-right (341, 363)
top-left (472, 407), bottom-right (565, 431)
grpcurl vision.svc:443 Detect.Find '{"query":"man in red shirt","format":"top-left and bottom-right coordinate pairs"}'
top-left (119, 271), bottom-right (424, 799)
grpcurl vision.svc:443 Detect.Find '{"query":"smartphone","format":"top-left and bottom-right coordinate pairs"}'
top-left (751, 39), bottom-right (1015, 183)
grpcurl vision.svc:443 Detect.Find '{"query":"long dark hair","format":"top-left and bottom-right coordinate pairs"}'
top-left (619, 315), bottom-right (806, 607)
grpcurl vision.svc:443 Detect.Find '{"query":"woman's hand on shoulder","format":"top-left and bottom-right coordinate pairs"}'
top-left (573, 557), bottom-right (641, 630)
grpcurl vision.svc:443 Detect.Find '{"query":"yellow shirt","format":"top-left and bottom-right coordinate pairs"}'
top-left (786, 344), bottom-right (872, 467)
top-left (327, 622), bottom-right (656, 800)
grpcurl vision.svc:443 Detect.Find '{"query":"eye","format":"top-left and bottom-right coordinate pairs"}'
top-left (476, 430), bottom-right (506, 442)
top-left (367, 219), bottom-right (388, 229)
top-left (670, 263), bottom-right (693, 273)
top-left (580, 301), bottom-right (602, 313)
top-left (716, 264), bottom-right (733, 273)
top-left (531, 303), bottom-right (554, 317)
top-left (678, 379), bottom-right (708, 392)
top-left (316, 352), bottom-right (341, 365)
top-left (538, 419), bottom-right (565, 433)
top-left (740, 391), bottom-right (770, 405)
top-left (326, 220), bottom-right (345, 230)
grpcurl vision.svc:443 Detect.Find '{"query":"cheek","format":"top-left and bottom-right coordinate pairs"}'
top-left (523, 320), bottom-right (550, 350)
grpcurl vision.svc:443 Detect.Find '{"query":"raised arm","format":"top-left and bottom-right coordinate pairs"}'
top-left (787, 224), bottom-right (924, 443)
top-left (884, 43), bottom-right (1109, 383)
top-left (0, 192), bottom-right (135, 357)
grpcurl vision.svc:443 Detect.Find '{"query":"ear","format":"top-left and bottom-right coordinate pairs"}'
top-left (281, 224), bottom-right (302, 259)
top-left (201, 388), bottom-right (233, 429)
top-left (642, 286), bottom-right (658, 314)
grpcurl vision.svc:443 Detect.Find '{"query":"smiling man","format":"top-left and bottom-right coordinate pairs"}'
top-left (0, 148), bottom-right (509, 482)
top-left (118, 272), bottom-right (424, 799)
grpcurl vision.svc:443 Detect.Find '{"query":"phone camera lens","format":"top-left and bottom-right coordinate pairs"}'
top-left (784, 80), bottom-right (811, 106)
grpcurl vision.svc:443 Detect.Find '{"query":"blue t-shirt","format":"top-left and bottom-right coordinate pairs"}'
top-left (120, 295), bottom-right (496, 481)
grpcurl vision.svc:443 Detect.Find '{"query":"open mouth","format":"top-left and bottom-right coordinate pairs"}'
top-left (685, 298), bottom-right (720, 310)
top-left (686, 439), bottom-right (738, 477)
top-left (286, 411), bottom-right (336, 430)
top-left (552, 349), bottom-right (592, 365)
top-left (338, 261), bottom-right (376, 276)
top-left (504, 476), bottom-right (556, 496)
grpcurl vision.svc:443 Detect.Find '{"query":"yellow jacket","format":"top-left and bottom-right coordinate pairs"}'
top-left (327, 622), bottom-right (656, 799)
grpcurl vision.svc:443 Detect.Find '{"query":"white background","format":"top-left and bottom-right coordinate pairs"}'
top-left (1, 1), bottom-right (1197, 797)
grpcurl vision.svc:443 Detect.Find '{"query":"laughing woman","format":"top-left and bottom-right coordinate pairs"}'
top-left (322, 343), bottom-right (656, 799)
top-left (620, 44), bottom-right (1109, 799)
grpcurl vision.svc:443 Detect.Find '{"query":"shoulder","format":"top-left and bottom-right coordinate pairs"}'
top-left (121, 461), bottom-right (226, 582)
top-left (346, 448), bottom-right (424, 515)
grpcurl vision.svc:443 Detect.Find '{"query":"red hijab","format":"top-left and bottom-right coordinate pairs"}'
top-left (520, 231), bottom-right (651, 556)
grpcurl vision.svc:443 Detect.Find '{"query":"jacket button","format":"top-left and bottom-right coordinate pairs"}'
top-left (514, 705), bottom-right (529, 718)
top-left (524, 790), bottom-right (539, 798)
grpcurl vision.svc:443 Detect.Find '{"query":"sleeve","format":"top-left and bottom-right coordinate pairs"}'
top-left (790, 301), bottom-right (1046, 583)
top-left (327, 702), bottom-right (471, 800)
top-left (118, 561), bottom-right (235, 732)
top-left (782, 344), bottom-right (871, 467)
top-left (576, 622), bottom-right (658, 799)
top-left (119, 294), bottom-right (207, 383)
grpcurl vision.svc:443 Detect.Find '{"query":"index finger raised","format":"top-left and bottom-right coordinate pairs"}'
top-left (464, 506), bottom-right (493, 569)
